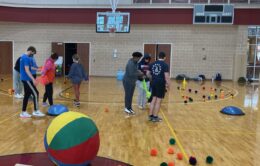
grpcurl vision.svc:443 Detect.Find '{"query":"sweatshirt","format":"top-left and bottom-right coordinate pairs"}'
top-left (123, 59), bottom-right (141, 84)
top-left (42, 58), bottom-right (56, 83)
top-left (68, 62), bottom-right (88, 84)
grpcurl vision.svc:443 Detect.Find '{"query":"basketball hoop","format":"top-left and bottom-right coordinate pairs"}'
top-left (109, 26), bottom-right (116, 37)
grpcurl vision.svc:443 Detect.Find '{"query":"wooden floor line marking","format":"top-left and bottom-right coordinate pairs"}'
top-left (161, 109), bottom-right (189, 162)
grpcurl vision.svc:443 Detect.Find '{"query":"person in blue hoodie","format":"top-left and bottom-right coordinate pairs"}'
top-left (67, 54), bottom-right (88, 107)
top-left (136, 54), bottom-right (151, 109)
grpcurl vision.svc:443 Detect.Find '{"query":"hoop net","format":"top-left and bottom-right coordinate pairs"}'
top-left (109, 26), bottom-right (116, 37)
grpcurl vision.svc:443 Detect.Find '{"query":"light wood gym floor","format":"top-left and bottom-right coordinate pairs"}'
top-left (0, 76), bottom-right (259, 166)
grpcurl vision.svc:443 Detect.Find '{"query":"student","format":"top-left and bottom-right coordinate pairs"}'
top-left (13, 56), bottom-right (23, 99)
top-left (123, 52), bottom-right (143, 114)
top-left (137, 54), bottom-right (151, 109)
top-left (147, 52), bottom-right (170, 122)
top-left (42, 53), bottom-right (59, 107)
top-left (20, 46), bottom-right (45, 118)
top-left (67, 54), bottom-right (88, 107)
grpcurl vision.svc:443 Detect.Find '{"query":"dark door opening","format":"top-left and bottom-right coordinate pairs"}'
top-left (52, 42), bottom-right (90, 76)
top-left (65, 43), bottom-right (77, 75)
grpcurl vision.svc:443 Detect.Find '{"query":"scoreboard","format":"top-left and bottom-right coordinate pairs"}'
top-left (193, 4), bottom-right (234, 24)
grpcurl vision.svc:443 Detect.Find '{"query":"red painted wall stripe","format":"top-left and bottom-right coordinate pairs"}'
top-left (0, 6), bottom-right (259, 25)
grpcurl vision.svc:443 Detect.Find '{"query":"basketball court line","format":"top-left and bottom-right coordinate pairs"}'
top-left (161, 109), bottom-right (189, 162)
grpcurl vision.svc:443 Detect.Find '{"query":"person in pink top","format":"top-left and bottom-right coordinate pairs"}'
top-left (41, 53), bottom-right (58, 106)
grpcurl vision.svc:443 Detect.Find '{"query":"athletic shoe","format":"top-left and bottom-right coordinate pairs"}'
top-left (19, 94), bottom-right (24, 98)
top-left (152, 116), bottom-right (163, 122)
top-left (148, 115), bottom-right (154, 121)
top-left (14, 94), bottom-right (23, 99)
top-left (124, 108), bottom-right (132, 114)
top-left (42, 102), bottom-right (49, 107)
top-left (73, 100), bottom-right (80, 107)
top-left (32, 110), bottom-right (45, 117)
top-left (138, 105), bottom-right (144, 109)
top-left (129, 108), bottom-right (136, 115)
top-left (20, 111), bottom-right (32, 118)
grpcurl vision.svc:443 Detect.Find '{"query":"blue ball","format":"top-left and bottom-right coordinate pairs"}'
top-left (48, 104), bottom-right (68, 116)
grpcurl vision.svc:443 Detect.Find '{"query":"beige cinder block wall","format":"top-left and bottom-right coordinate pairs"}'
top-left (0, 22), bottom-right (247, 80)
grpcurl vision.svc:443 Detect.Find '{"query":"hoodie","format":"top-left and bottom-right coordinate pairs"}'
top-left (42, 58), bottom-right (56, 83)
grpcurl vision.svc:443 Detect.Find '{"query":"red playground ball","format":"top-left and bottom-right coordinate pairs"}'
top-left (168, 162), bottom-right (174, 166)
top-left (150, 148), bottom-right (158, 156)
top-left (177, 153), bottom-right (183, 160)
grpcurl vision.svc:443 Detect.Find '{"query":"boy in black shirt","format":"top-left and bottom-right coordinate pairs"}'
top-left (147, 52), bottom-right (170, 122)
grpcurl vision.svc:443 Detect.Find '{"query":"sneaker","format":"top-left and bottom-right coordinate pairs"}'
top-left (19, 94), bottom-right (24, 98)
top-left (148, 115), bottom-right (154, 121)
top-left (42, 102), bottom-right (49, 107)
top-left (124, 108), bottom-right (132, 114)
top-left (129, 108), bottom-right (136, 115)
top-left (138, 105), bottom-right (144, 109)
top-left (20, 111), bottom-right (32, 118)
top-left (32, 110), bottom-right (45, 117)
top-left (152, 116), bottom-right (163, 122)
top-left (73, 100), bottom-right (80, 107)
top-left (14, 94), bottom-right (23, 99)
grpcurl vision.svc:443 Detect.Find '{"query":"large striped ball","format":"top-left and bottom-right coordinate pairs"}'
top-left (44, 112), bottom-right (100, 166)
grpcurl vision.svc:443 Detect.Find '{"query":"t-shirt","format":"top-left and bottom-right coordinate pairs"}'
top-left (20, 54), bottom-right (32, 81)
top-left (149, 60), bottom-right (169, 83)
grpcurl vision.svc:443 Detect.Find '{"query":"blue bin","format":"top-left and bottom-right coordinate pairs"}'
top-left (117, 70), bottom-right (125, 81)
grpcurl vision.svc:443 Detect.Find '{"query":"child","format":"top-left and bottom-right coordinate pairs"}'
top-left (20, 46), bottom-right (45, 118)
top-left (123, 52), bottom-right (143, 114)
top-left (147, 52), bottom-right (170, 122)
top-left (42, 53), bottom-right (59, 106)
top-left (68, 54), bottom-right (88, 107)
top-left (137, 54), bottom-right (151, 109)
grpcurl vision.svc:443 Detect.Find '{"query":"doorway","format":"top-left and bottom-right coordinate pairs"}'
top-left (144, 43), bottom-right (172, 76)
top-left (0, 41), bottom-right (13, 75)
top-left (52, 42), bottom-right (90, 76)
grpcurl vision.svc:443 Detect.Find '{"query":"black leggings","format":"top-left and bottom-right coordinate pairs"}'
top-left (43, 83), bottom-right (53, 105)
top-left (22, 81), bottom-right (39, 111)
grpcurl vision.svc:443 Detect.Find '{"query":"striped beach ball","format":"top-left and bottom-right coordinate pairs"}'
top-left (44, 112), bottom-right (100, 166)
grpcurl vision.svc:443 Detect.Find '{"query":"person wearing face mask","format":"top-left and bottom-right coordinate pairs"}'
top-left (123, 52), bottom-right (143, 115)
top-left (19, 46), bottom-right (45, 118)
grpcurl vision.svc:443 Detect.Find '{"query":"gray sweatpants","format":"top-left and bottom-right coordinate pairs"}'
top-left (13, 69), bottom-right (23, 95)
top-left (123, 79), bottom-right (136, 109)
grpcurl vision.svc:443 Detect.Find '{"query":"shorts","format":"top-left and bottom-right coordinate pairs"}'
top-left (151, 81), bottom-right (166, 99)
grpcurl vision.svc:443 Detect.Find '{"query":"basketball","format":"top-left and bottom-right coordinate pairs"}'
top-left (44, 112), bottom-right (100, 166)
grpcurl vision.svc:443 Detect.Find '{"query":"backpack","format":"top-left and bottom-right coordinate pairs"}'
top-left (215, 73), bottom-right (222, 81)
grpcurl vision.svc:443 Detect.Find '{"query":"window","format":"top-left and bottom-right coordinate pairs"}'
top-left (247, 26), bottom-right (260, 80)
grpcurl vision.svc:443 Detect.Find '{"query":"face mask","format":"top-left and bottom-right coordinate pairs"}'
top-left (29, 54), bottom-right (34, 57)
